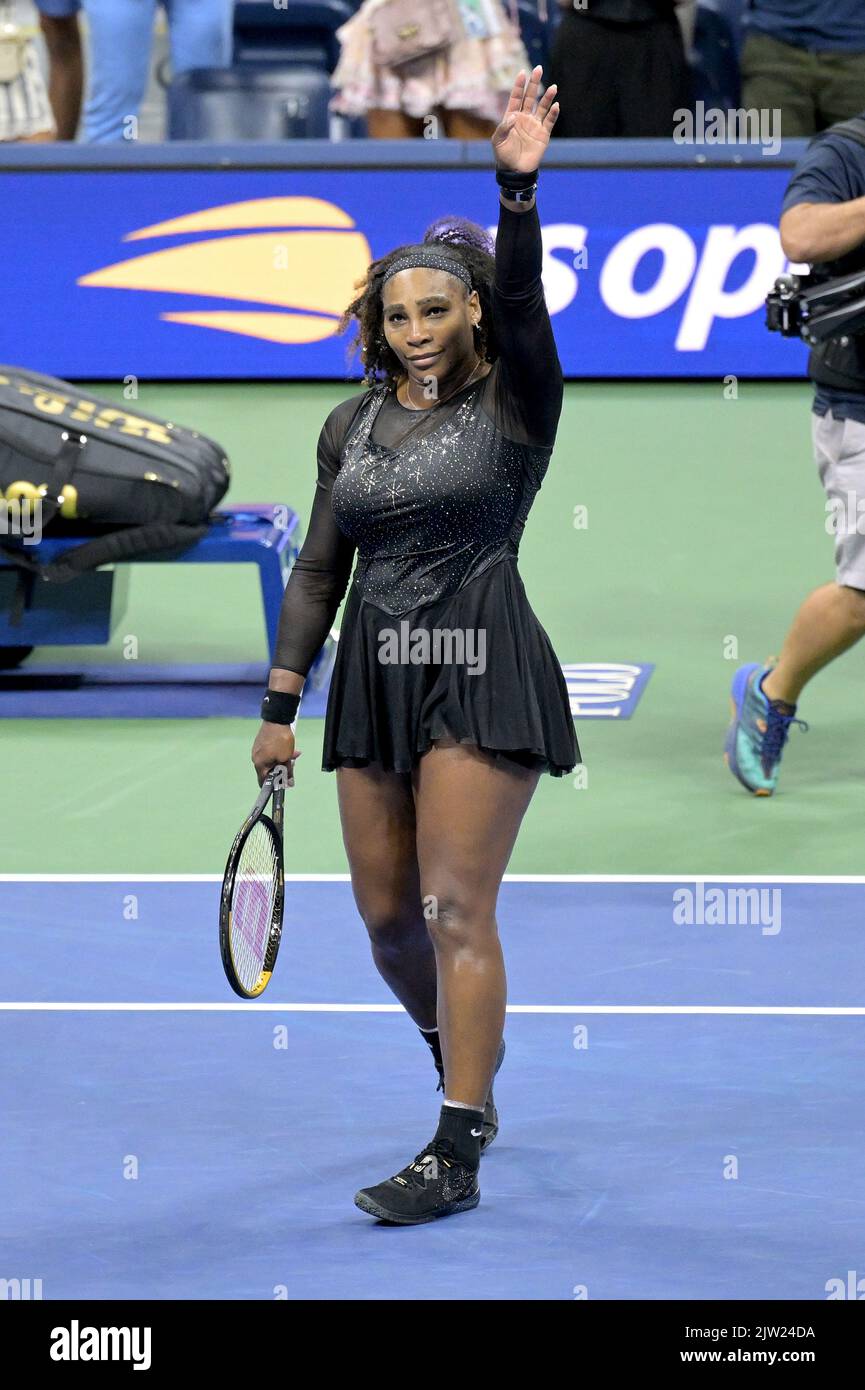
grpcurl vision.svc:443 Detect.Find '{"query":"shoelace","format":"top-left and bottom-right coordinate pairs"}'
top-left (391, 1140), bottom-right (458, 1190)
top-left (762, 705), bottom-right (809, 766)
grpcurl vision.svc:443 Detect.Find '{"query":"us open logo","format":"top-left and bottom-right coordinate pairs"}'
top-left (75, 198), bottom-right (801, 356)
top-left (78, 197), bottom-right (372, 345)
top-left (561, 662), bottom-right (654, 719)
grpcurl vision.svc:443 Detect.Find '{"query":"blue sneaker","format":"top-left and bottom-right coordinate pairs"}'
top-left (724, 663), bottom-right (808, 795)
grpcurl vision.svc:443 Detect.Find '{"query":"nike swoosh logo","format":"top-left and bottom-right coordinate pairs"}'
top-left (470, 1127), bottom-right (483, 1137)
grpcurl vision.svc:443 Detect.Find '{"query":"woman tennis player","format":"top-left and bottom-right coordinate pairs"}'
top-left (252, 65), bottom-right (579, 1225)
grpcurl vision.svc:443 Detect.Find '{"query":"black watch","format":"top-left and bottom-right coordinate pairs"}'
top-left (499, 184), bottom-right (537, 204)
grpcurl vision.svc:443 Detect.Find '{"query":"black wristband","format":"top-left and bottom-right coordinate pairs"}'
top-left (495, 166), bottom-right (539, 192)
top-left (499, 184), bottom-right (537, 205)
top-left (261, 689), bottom-right (300, 725)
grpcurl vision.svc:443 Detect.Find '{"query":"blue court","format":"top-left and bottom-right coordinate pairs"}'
top-left (2, 878), bottom-right (863, 1300)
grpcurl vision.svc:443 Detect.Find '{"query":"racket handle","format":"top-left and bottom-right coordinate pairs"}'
top-left (251, 770), bottom-right (277, 816)
top-left (253, 764), bottom-right (290, 813)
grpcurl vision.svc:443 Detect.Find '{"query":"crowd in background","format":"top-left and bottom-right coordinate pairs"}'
top-left (1, 0), bottom-right (865, 144)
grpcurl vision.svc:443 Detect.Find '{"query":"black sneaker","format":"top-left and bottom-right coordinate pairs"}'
top-left (354, 1139), bottom-right (480, 1225)
top-left (482, 1038), bottom-right (506, 1152)
top-left (433, 1038), bottom-right (505, 1154)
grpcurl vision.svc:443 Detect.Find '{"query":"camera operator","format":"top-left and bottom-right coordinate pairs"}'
top-left (725, 113), bottom-right (865, 796)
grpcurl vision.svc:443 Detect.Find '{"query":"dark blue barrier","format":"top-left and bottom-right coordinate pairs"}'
top-left (0, 140), bottom-right (812, 379)
top-left (0, 138), bottom-right (810, 168)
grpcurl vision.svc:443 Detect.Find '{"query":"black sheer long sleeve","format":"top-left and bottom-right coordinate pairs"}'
top-left (491, 198), bottom-right (564, 452)
top-left (271, 406), bottom-right (358, 678)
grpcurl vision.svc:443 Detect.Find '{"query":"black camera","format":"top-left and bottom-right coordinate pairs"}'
top-left (765, 265), bottom-right (865, 344)
top-left (765, 273), bottom-right (812, 336)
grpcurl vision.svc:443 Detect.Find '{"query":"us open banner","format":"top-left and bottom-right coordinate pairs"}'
top-left (0, 167), bottom-right (810, 380)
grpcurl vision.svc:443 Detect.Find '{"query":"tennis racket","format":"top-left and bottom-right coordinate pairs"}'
top-left (219, 767), bottom-right (286, 999)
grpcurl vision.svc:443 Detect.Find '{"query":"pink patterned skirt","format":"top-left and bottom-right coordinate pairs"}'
top-left (329, 0), bottom-right (533, 124)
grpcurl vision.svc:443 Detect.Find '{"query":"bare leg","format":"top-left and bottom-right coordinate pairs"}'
top-left (39, 14), bottom-right (83, 141)
top-left (366, 108), bottom-right (425, 138)
top-left (441, 109), bottom-right (497, 139)
top-left (761, 583), bottom-right (865, 704)
top-left (336, 763), bottom-right (436, 1026)
top-left (412, 740), bottom-right (541, 1109)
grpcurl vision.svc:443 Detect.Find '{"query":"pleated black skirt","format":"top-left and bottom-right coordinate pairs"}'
top-left (321, 556), bottom-right (580, 777)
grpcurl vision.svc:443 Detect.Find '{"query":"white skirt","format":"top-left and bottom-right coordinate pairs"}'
top-left (329, 0), bottom-right (532, 123)
top-left (0, 42), bottom-right (55, 142)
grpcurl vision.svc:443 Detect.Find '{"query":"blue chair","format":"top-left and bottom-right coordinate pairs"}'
top-left (167, 65), bottom-right (333, 139)
top-left (0, 504), bottom-right (336, 696)
top-left (232, 0), bottom-right (357, 71)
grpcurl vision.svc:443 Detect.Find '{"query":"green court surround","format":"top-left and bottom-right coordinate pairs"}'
top-left (4, 379), bottom-right (860, 875)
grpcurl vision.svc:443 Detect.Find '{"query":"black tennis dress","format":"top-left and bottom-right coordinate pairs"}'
top-left (272, 197), bottom-right (580, 778)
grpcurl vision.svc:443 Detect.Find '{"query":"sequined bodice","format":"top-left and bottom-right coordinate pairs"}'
top-left (329, 382), bottom-right (552, 616)
top-left (269, 197), bottom-right (565, 677)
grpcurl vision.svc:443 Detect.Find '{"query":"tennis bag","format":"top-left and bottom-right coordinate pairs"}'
top-left (0, 366), bottom-right (231, 596)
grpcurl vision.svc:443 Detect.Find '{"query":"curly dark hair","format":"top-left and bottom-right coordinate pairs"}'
top-left (337, 215), bottom-right (498, 393)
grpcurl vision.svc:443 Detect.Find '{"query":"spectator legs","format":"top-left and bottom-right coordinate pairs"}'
top-left (367, 108), bottom-right (426, 137)
top-left (366, 107), bottom-right (494, 138)
top-left (81, 0), bottom-right (233, 143)
top-left (740, 32), bottom-right (817, 136)
top-left (547, 14), bottom-right (623, 137)
top-left (818, 50), bottom-right (865, 131)
top-left (549, 14), bottom-right (692, 138)
top-left (81, 0), bottom-right (158, 143)
top-left (38, 13), bottom-right (84, 140)
top-left (441, 110), bottom-right (495, 139)
top-left (163, 0), bottom-right (233, 75)
top-left (615, 16), bottom-right (692, 139)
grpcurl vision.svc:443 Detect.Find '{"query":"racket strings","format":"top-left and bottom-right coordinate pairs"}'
top-left (231, 821), bottom-right (280, 993)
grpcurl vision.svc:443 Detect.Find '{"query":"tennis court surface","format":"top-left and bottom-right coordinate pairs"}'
top-left (2, 876), bottom-right (862, 1300)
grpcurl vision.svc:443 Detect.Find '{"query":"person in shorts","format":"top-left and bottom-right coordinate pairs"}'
top-left (725, 112), bottom-right (865, 794)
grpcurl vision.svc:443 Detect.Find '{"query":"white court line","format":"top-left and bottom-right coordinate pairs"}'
top-left (0, 1003), bottom-right (862, 1015)
top-left (1, 879), bottom-right (859, 1014)
top-left (2, 875), bottom-right (865, 885)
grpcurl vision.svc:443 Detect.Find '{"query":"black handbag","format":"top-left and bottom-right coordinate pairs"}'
top-left (0, 366), bottom-right (230, 611)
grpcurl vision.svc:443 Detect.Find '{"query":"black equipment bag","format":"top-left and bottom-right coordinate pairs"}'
top-left (0, 366), bottom-right (231, 600)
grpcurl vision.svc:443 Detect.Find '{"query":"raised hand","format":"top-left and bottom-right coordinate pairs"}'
top-left (491, 65), bottom-right (559, 174)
